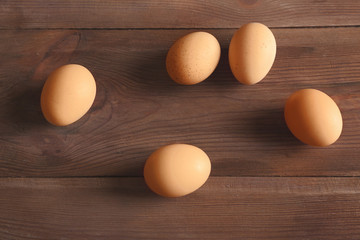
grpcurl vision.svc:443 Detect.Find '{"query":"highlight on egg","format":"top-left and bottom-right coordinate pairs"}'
top-left (166, 31), bottom-right (221, 85)
top-left (41, 64), bottom-right (97, 126)
top-left (144, 144), bottom-right (211, 197)
top-left (284, 89), bottom-right (343, 147)
top-left (228, 22), bottom-right (276, 85)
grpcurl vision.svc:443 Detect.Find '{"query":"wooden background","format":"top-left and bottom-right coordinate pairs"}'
top-left (1, 1), bottom-right (360, 239)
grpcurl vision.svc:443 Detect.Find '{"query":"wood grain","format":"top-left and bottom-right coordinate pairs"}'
top-left (1, 1), bottom-right (359, 239)
top-left (1, 0), bottom-right (360, 29)
top-left (0, 177), bottom-right (359, 240)
top-left (1, 28), bottom-right (360, 177)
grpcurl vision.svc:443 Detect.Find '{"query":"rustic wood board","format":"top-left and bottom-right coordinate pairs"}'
top-left (0, 28), bottom-right (359, 177)
top-left (1, 0), bottom-right (360, 29)
top-left (1, 177), bottom-right (360, 240)
top-left (1, 1), bottom-right (360, 239)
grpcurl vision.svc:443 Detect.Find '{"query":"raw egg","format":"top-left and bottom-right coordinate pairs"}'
top-left (166, 32), bottom-right (221, 85)
top-left (284, 89), bottom-right (343, 147)
top-left (144, 144), bottom-right (211, 197)
top-left (229, 22), bottom-right (276, 85)
top-left (41, 64), bottom-right (96, 126)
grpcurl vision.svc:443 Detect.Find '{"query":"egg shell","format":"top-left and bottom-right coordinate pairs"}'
top-left (144, 144), bottom-right (211, 197)
top-left (229, 22), bottom-right (276, 85)
top-left (41, 64), bottom-right (96, 126)
top-left (166, 31), bottom-right (221, 85)
top-left (284, 89), bottom-right (343, 147)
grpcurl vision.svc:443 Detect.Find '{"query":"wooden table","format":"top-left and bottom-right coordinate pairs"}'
top-left (1, 1), bottom-right (360, 239)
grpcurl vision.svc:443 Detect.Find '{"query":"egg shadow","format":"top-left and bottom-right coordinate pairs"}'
top-left (206, 47), bottom-right (239, 87)
top-left (111, 146), bottom-right (153, 177)
top-left (127, 50), bottom-right (185, 94)
top-left (243, 108), bottom-right (303, 147)
top-left (5, 84), bottom-right (48, 132)
top-left (109, 177), bottom-right (159, 199)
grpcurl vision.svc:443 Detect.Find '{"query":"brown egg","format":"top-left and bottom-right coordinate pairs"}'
top-left (144, 144), bottom-right (211, 197)
top-left (284, 89), bottom-right (343, 147)
top-left (41, 64), bottom-right (96, 126)
top-left (229, 22), bottom-right (276, 85)
top-left (166, 32), bottom-right (221, 85)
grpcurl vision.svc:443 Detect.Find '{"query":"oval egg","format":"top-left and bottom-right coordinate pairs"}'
top-left (166, 31), bottom-right (221, 85)
top-left (41, 64), bottom-right (97, 126)
top-left (284, 89), bottom-right (343, 147)
top-left (229, 22), bottom-right (276, 85)
top-left (144, 144), bottom-right (211, 197)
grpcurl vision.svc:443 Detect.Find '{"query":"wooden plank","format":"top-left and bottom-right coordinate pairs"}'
top-left (1, 0), bottom-right (360, 29)
top-left (0, 177), bottom-right (359, 239)
top-left (0, 28), bottom-right (360, 177)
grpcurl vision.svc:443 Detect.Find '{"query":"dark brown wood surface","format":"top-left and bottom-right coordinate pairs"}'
top-left (1, 28), bottom-right (359, 177)
top-left (1, 0), bottom-right (360, 29)
top-left (1, 177), bottom-right (360, 240)
top-left (1, 1), bottom-right (360, 239)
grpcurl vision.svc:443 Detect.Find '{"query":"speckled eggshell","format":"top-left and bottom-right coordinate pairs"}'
top-left (41, 64), bottom-right (96, 126)
top-left (144, 144), bottom-right (211, 197)
top-left (166, 32), bottom-right (221, 85)
top-left (229, 22), bottom-right (276, 85)
top-left (284, 89), bottom-right (343, 147)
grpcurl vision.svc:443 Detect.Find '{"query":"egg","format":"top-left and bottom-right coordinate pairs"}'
top-left (41, 64), bottom-right (96, 126)
top-left (144, 144), bottom-right (211, 197)
top-left (229, 22), bottom-right (276, 85)
top-left (284, 89), bottom-right (343, 147)
top-left (166, 32), bottom-right (221, 85)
